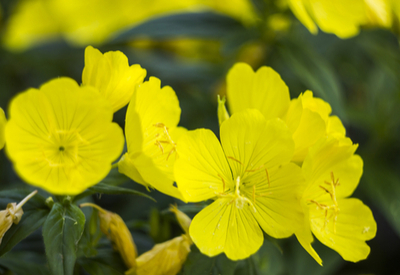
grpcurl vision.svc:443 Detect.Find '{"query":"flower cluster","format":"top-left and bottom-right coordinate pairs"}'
top-left (1, 46), bottom-right (377, 274)
top-left (173, 63), bottom-right (377, 264)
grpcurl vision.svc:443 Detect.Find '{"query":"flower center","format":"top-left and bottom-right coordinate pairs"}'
top-left (151, 123), bottom-right (177, 161)
top-left (309, 171), bottom-right (340, 233)
top-left (216, 176), bottom-right (257, 212)
top-left (42, 129), bottom-right (88, 168)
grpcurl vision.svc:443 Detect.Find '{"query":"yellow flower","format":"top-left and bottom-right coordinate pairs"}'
top-left (226, 63), bottom-right (345, 163)
top-left (80, 203), bottom-right (137, 269)
top-left (118, 77), bottom-right (186, 201)
top-left (174, 109), bottom-right (304, 260)
top-left (285, 90), bottom-right (345, 162)
top-left (5, 78), bottom-right (124, 195)
top-left (287, 0), bottom-right (368, 38)
top-left (82, 46), bottom-right (147, 113)
top-left (0, 190), bottom-right (37, 245)
top-left (295, 136), bottom-right (376, 265)
top-left (126, 205), bottom-right (192, 275)
top-left (0, 108), bottom-right (6, 150)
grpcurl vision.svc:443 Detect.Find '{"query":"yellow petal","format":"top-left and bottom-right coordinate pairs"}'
top-left (310, 198), bottom-right (376, 262)
top-left (302, 136), bottom-right (357, 184)
top-left (309, 0), bottom-right (367, 38)
top-left (220, 109), bottom-right (294, 180)
top-left (0, 108), bottom-right (6, 150)
top-left (326, 115), bottom-right (346, 137)
top-left (287, 0), bottom-right (318, 34)
top-left (243, 163), bottom-right (305, 238)
top-left (301, 91), bottom-right (332, 121)
top-left (289, 108), bottom-right (326, 163)
top-left (364, 0), bottom-right (392, 27)
top-left (226, 63), bottom-right (290, 120)
top-left (189, 198), bottom-right (263, 260)
top-left (295, 198), bottom-right (322, 265)
top-left (82, 46), bottom-right (147, 113)
top-left (5, 77), bottom-right (124, 195)
top-left (285, 91), bottom-right (342, 163)
top-left (174, 129), bottom-right (232, 202)
top-left (118, 153), bottom-right (150, 189)
top-left (131, 235), bottom-right (191, 275)
top-left (120, 77), bottom-right (185, 200)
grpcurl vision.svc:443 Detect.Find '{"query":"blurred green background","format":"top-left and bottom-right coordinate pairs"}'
top-left (0, 0), bottom-right (399, 274)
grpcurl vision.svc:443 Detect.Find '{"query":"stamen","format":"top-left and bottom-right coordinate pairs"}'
top-left (217, 174), bottom-right (226, 192)
top-left (227, 156), bottom-right (243, 165)
top-left (309, 171), bottom-right (341, 233)
top-left (245, 164), bottom-right (270, 188)
top-left (152, 123), bottom-right (178, 161)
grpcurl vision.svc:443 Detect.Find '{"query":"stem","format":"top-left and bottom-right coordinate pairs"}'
top-left (15, 190), bottom-right (38, 212)
top-left (79, 202), bottom-right (107, 214)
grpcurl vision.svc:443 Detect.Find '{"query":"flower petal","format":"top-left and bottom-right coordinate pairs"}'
top-left (189, 198), bottom-right (263, 260)
top-left (302, 136), bottom-right (357, 185)
top-left (287, 0), bottom-right (318, 34)
top-left (226, 63), bottom-right (290, 120)
top-left (302, 136), bottom-right (362, 200)
top-left (175, 129), bottom-right (232, 202)
top-left (242, 163), bottom-right (305, 238)
top-left (310, 198), bottom-right (376, 262)
top-left (309, 0), bottom-right (366, 38)
top-left (220, 109), bottom-right (294, 182)
top-left (295, 202), bottom-right (323, 265)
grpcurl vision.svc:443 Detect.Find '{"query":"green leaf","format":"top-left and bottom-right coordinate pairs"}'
top-left (278, 39), bottom-right (346, 121)
top-left (42, 202), bottom-right (85, 275)
top-left (0, 251), bottom-right (49, 275)
top-left (0, 189), bottom-right (50, 256)
top-left (73, 182), bottom-right (156, 202)
top-left (179, 246), bottom-right (237, 275)
top-left (111, 12), bottom-right (246, 44)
